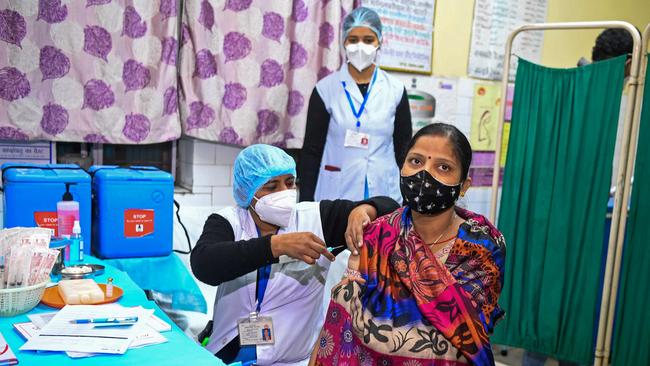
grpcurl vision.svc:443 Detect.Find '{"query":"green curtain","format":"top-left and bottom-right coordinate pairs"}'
top-left (492, 56), bottom-right (626, 364)
top-left (611, 55), bottom-right (650, 366)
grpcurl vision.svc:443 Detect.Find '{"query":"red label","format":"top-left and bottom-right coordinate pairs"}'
top-left (34, 212), bottom-right (58, 236)
top-left (124, 209), bottom-right (155, 238)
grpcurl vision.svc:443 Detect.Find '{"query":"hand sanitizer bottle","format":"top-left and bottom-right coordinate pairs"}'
top-left (71, 220), bottom-right (83, 262)
top-left (57, 183), bottom-right (79, 237)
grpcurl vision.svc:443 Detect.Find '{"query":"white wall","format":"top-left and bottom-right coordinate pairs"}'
top-left (174, 137), bottom-right (240, 208)
top-left (172, 138), bottom-right (243, 324)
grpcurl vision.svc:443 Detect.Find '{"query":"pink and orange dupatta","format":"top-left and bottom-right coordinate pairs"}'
top-left (315, 207), bottom-right (505, 366)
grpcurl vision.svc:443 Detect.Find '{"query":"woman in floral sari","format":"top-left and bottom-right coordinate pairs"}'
top-left (310, 123), bottom-right (506, 366)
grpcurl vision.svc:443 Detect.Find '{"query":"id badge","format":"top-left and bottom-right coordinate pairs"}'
top-left (238, 313), bottom-right (275, 346)
top-left (344, 129), bottom-right (370, 149)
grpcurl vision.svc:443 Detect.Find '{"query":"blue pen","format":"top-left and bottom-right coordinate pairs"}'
top-left (70, 316), bottom-right (138, 324)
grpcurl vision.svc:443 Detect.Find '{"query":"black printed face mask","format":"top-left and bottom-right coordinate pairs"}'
top-left (400, 170), bottom-right (462, 215)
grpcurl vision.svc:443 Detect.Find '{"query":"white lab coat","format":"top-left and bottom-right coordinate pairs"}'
top-left (206, 202), bottom-right (332, 366)
top-left (314, 64), bottom-right (404, 203)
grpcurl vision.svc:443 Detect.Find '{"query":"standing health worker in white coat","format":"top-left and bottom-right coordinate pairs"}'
top-left (298, 7), bottom-right (412, 203)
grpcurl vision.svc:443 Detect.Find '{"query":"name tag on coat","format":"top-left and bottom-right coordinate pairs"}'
top-left (344, 129), bottom-right (370, 149)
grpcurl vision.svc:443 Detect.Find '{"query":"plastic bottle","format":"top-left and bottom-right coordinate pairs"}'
top-left (106, 277), bottom-right (114, 297)
top-left (70, 220), bottom-right (83, 262)
top-left (57, 183), bottom-right (79, 238)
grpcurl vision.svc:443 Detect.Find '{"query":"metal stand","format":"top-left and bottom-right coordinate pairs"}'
top-left (487, 21), bottom-right (644, 366)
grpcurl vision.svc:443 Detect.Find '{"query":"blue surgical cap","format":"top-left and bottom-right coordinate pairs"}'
top-left (343, 7), bottom-right (383, 42)
top-left (232, 144), bottom-right (296, 207)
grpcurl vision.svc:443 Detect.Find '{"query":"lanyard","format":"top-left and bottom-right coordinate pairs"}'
top-left (341, 67), bottom-right (378, 129)
top-left (255, 265), bottom-right (271, 313)
top-left (255, 228), bottom-right (271, 313)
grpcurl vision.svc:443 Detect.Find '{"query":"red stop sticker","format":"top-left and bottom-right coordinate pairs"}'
top-left (124, 209), bottom-right (154, 238)
top-left (34, 211), bottom-right (58, 236)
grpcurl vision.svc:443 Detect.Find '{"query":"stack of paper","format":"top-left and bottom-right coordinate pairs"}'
top-left (17, 304), bottom-right (170, 358)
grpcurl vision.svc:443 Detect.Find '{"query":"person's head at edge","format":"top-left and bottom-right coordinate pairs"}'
top-left (591, 28), bottom-right (635, 76)
top-left (232, 144), bottom-right (297, 229)
top-left (400, 123), bottom-right (472, 217)
top-left (342, 7), bottom-right (382, 73)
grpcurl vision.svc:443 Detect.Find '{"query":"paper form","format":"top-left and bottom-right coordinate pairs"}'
top-left (66, 326), bottom-right (167, 358)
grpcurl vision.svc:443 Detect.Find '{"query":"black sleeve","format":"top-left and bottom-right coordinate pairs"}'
top-left (393, 87), bottom-right (413, 167)
top-left (190, 214), bottom-right (277, 286)
top-left (318, 196), bottom-right (400, 253)
top-left (298, 87), bottom-right (330, 202)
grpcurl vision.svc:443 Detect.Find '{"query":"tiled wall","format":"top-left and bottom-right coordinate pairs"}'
top-left (174, 138), bottom-right (240, 208)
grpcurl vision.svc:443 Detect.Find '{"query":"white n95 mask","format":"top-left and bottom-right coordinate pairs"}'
top-left (252, 189), bottom-right (297, 228)
top-left (345, 43), bottom-right (378, 72)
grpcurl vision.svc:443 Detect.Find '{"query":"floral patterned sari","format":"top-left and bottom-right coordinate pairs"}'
top-left (314, 207), bottom-right (506, 366)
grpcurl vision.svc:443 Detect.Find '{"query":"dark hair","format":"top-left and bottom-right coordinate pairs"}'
top-left (404, 123), bottom-right (472, 181)
top-left (592, 28), bottom-right (634, 62)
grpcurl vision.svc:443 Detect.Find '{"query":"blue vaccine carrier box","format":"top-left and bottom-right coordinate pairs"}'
top-left (90, 166), bottom-right (174, 258)
top-left (2, 163), bottom-right (92, 254)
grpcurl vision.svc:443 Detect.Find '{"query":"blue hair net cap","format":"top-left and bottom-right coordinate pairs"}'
top-left (343, 7), bottom-right (383, 42)
top-left (232, 144), bottom-right (297, 207)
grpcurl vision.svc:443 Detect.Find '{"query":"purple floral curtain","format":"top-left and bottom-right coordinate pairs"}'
top-left (0, 1), bottom-right (180, 143)
top-left (179, 0), bottom-right (354, 148)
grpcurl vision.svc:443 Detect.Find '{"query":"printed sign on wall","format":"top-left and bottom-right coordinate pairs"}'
top-left (470, 83), bottom-right (501, 151)
top-left (362, 0), bottom-right (435, 74)
top-left (468, 0), bottom-right (548, 80)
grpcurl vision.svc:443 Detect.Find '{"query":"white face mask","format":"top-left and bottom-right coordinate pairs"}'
top-left (345, 42), bottom-right (378, 72)
top-left (251, 189), bottom-right (297, 228)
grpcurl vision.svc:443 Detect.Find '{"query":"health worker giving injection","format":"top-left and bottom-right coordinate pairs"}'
top-left (298, 7), bottom-right (412, 204)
